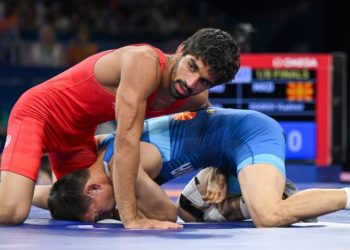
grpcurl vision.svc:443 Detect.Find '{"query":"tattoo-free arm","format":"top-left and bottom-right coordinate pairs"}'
top-left (113, 50), bottom-right (181, 229)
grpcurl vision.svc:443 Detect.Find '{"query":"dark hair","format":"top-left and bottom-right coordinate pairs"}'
top-left (48, 169), bottom-right (92, 221)
top-left (182, 28), bottom-right (240, 84)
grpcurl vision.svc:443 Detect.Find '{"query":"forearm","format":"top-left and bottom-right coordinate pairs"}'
top-left (32, 185), bottom-right (51, 209)
top-left (113, 83), bottom-right (147, 225)
top-left (109, 50), bottom-right (182, 229)
top-left (113, 143), bottom-right (140, 224)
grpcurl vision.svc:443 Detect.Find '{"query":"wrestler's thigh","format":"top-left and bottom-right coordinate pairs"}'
top-left (238, 164), bottom-right (285, 217)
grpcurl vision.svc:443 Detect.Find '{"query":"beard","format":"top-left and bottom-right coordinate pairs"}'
top-left (168, 60), bottom-right (192, 100)
top-left (169, 80), bottom-right (192, 100)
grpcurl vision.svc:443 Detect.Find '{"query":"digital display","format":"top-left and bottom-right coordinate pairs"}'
top-left (209, 54), bottom-right (333, 165)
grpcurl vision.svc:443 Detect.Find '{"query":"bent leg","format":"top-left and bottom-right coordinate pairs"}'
top-left (238, 163), bottom-right (286, 227)
top-left (0, 171), bottom-right (35, 225)
top-left (238, 164), bottom-right (347, 227)
top-left (280, 188), bottom-right (346, 220)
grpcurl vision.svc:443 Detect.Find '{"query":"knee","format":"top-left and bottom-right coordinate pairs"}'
top-left (250, 203), bottom-right (286, 228)
top-left (0, 204), bottom-right (29, 225)
top-left (253, 213), bottom-right (281, 228)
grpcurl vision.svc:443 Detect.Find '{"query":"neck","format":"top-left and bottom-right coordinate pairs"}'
top-left (89, 149), bottom-right (112, 182)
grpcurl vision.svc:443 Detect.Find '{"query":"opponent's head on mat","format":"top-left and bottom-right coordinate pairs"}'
top-left (48, 169), bottom-right (115, 222)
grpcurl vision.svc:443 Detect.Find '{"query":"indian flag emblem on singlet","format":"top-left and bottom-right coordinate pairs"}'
top-left (172, 111), bottom-right (197, 121)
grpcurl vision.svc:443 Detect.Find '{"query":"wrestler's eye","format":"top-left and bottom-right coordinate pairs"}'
top-left (188, 59), bottom-right (198, 72)
top-left (188, 62), bottom-right (194, 71)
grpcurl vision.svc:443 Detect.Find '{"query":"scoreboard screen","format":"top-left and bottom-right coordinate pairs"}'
top-left (209, 54), bottom-right (333, 166)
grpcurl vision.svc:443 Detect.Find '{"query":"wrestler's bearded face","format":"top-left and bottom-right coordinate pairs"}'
top-left (168, 55), bottom-right (215, 100)
top-left (169, 58), bottom-right (193, 100)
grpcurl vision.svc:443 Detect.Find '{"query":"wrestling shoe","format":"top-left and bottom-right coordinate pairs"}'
top-left (284, 179), bottom-right (318, 223)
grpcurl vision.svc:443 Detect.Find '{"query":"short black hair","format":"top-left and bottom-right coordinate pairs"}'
top-left (48, 169), bottom-right (92, 221)
top-left (182, 27), bottom-right (240, 84)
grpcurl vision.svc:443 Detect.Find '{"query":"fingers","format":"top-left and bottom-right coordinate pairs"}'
top-left (203, 189), bottom-right (223, 204)
top-left (155, 221), bottom-right (183, 230)
top-left (125, 219), bottom-right (183, 229)
top-left (143, 221), bottom-right (183, 230)
top-left (216, 193), bottom-right (225, 203)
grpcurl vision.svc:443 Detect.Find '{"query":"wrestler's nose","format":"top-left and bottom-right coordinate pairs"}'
top-left (186, 73), bottom-right (201, 90)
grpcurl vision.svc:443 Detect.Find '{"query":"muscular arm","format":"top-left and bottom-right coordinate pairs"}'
top-left (111, 140), bottom-right (175, 222)
top-left (113, 83), bottom-right (146, 227)
top-left (112, 50), bottom-right (180, 229)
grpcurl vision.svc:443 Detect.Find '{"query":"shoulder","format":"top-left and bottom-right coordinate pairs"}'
top-left (117, 45), bottom-right (160, 66)
top-left (94, 45), bottom-right (162, 88)
top-left (116, 45), bottom-right (163, 96)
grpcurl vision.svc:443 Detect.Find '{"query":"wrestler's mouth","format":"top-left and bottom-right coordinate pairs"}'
top-left (175, 82), bottom-right (190, 96)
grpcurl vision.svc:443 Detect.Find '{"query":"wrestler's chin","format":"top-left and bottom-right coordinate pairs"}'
top-left (169, 87), bottom-right (189, 100)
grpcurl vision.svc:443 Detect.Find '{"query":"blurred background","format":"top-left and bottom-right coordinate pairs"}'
top-left (0, 0), bottom-right (349, 184)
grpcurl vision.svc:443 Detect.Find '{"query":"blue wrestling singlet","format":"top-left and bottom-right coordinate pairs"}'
top-left (99, 108), bottom-right (286, 192)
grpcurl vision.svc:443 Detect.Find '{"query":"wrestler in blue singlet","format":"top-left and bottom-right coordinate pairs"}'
top-left (99, 107), bottom-right (286, 194)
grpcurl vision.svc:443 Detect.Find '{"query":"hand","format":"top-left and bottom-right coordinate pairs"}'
top-left (124, 218), bottom-right (183, 230)
top-left (202, 168), bottom-right (227, 204)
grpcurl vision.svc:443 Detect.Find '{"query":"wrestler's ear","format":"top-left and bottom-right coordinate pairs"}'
top-left (176, 43), bottom-right (185, 54)
top-left (86, 184), bottom-right (101, 196)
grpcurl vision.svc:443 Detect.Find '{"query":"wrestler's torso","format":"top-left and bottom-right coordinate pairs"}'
top-left (10, 45), bottom-right (187, 151)
top-left (100, 108), bottom-right (285, 184)
top-left (142, 108), bottom-right (261, 179)
top-left (146, 108), bottom-right (285, 184)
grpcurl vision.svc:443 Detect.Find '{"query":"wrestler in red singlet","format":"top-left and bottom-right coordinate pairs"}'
top-left (1, 45), bottom-right (187, 180)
